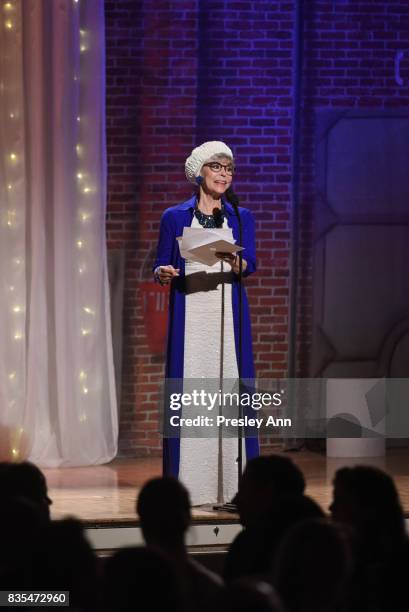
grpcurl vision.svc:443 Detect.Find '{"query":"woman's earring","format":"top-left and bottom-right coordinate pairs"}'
top-left (195, 176), bottom-right (203, 186)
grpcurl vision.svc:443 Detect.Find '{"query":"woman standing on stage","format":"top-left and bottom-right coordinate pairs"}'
top-left (153, 141), bottom-right (259, 505)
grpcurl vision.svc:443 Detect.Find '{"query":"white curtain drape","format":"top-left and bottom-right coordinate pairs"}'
top-left (0, 0), bottom-right (118, 466)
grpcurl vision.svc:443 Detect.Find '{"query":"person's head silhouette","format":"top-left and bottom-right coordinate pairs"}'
top-left (0, 461), bottom-right (52, 519)
top-left (331, 467), bottom-right (404, 532)
top-left (330, 465), bottom-right (405, 558)
top-left (137, 477), bottom-right (191, 548)
top-left (233, 455), bottom-right (305, 527)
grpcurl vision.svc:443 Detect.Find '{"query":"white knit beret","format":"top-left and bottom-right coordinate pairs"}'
top-left (185, 141), bottom-right (234, 184)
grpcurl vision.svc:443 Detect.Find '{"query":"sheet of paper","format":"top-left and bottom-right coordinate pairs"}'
top-left (189, 239), bottom-right (244, 266)
top-left (177, 227), bottom-right (244, 265)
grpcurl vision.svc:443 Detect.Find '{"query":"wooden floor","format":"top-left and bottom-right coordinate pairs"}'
top-left (43, 449), bottom-right (409, 526)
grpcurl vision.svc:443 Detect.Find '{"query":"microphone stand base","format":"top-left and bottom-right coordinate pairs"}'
top-left (212, 502), bottom-right (238, 513)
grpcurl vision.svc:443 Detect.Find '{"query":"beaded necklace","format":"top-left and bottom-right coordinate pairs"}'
top-left (194, 201), bottom-right (224, 228)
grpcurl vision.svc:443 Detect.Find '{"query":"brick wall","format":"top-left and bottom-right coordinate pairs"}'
top-left (105, 0), bottom-right (409, 457)
top-left (106, 0), bottom-right (200, 455)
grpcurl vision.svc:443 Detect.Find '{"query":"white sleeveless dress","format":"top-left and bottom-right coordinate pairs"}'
top-left (178, 214), bottom-right (243, 506)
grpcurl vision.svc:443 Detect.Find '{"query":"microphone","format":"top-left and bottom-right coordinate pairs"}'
top-left (212, 207), bottom-right (223, 228)
top-left (225, 186), bottom-right (239, 209)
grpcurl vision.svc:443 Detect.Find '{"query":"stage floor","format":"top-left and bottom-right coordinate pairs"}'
top-left (44, 448), bottom-right (409, 526)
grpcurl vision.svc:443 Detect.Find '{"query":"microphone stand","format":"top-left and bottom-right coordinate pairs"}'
top-left (230, 190), bottom-right (244, 493)
top-left (213, 189), bottom-right (244, 513)
top-left (213, 207), bottom-right (225, 505)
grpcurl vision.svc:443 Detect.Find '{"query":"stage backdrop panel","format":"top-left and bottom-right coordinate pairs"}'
top-left (312, 110), bottom-right (409, 450)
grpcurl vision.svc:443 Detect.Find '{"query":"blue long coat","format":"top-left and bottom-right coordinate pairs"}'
top-left (153, 194), bottom-right (260, 477)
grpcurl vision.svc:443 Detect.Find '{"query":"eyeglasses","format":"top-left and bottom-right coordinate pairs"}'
top-left (203, 162), bottom-right (235, 176)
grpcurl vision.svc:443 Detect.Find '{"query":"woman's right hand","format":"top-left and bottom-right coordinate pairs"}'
top-left (155, 265), bottom-right (180, 285)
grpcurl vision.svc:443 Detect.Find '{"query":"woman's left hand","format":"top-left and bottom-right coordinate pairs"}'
top-left (215, 252), bottom-right (247, 275)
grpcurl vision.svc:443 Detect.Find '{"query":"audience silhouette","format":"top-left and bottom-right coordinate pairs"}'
top-left (1, 455), bottom-right (408, 612)
top-left (330, 465), bottom-right (409, 612)
top-left (216, 578), bottom-right (285, 612)
top-left (0, 496), bottom-right (47, 590)
top-left (137, 476), bottom-right (223, 612)
top-left (31, 518), bottom-right (99, 611)
top-left (0, 461), bottom-right (52, 519)
top-left (273, 518), bottom-right (351, 612)
top-left (224, 455), bottom-right (308, 582)
top-left (233, 455), bottom-right (306, 528)
top-left (103, 546), bottom-right (187, 612)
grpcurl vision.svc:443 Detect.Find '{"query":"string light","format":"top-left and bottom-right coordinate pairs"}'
top-left (79, 414), bottom-right (87, 423)
top-left (73, 19), bottom-right (95, 381)
top-left (79, 29), bottom-right (88, 53)
top-left (11, 448), bottom-right (19, 458)
top-left (82, 386), bottom-right (89, 395)
top-left (3, 2), bottom-right (25, 422)
top-left (6, 211), bottom-right (16, 227)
